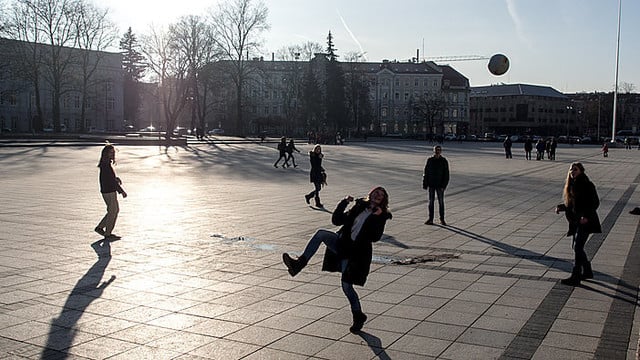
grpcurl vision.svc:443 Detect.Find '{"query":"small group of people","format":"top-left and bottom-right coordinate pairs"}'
top-left (273, 137), bottom-right (301, 168)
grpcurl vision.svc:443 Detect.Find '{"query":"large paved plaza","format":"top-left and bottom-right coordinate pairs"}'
top-left (1, 138), bottom-right (639, 359)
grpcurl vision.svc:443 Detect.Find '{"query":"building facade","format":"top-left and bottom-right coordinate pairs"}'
top-left (470, 83), bottom-right (573, 137)
top-left (208, 55), bottom-right (470, 137)
top-left (0, 38), bottom-right (123, 133)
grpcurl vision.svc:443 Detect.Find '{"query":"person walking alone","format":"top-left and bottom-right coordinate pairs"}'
top-left (423, 145), bottom-right (449, 225)
top-left (283, 187), bottom-right (392, 333)
top-left (503, 136), bottom-right (513, 159)
top-left (304, 144), bottom-right (326, 207)
top-left (95, 144), bottom-right (127, 240)
top-left (285, 138), bottom-right (300, 168)
top-left (555, 162), bottom-right (601, 286)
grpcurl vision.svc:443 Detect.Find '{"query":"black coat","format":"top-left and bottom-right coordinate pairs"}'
top-left (309, 152), bottom-right (324, 184)
top-left (559, 174), bottom-right (602, 236)
top-left (422, 156), bottom-right (449, 189)
top-left (98, 162), bottom-right (124, 194)
top-left (321, 198), bottom-right (392, 286)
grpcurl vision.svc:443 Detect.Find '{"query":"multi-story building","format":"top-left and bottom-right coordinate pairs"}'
top-left (208, 55), bottom-right (470, 137)
top-left (0, 38), bottom-right (123, 133)
top-left (469, 83), bottom-right (573, 137)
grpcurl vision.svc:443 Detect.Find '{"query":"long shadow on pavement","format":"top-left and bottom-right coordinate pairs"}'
top-left (357, 331), bottom-right (391, 360)
top-left (40, 239), bottom-right (115, 359)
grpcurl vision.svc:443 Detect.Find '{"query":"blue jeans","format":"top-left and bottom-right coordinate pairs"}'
top-left (428, 187), bottom-right (445, 221)
top-left (301, 229), bottom-right (361, 312)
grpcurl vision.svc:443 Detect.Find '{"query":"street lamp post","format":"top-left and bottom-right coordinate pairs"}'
top-left (566, 105), bottom-right (572, 137)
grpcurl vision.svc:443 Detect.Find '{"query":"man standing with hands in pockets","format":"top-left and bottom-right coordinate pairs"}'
top-left (423, 145), bottom-right (449, 225)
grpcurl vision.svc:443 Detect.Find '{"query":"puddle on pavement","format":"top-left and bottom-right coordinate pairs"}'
top-left (210, 233), bottom-right (276, 251)
top-left (210, 233), bottom-right (457, 264)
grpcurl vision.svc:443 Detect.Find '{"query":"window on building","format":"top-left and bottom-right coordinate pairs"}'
top-left (395, 92), bottom-right (399, 100)
top-left (381, 107), bottom-right (388, 117)
top-left (415, 79), bottom-right (419, 87)
top-left (264, 106), bottom-right (269, 115)
top-left (74, 95), bottom-right (80, 109)
top-left (105, 81), bottom-right (113, 93)
top-left (404, 92), bottom-right (409, 101)
top-left (394, 79), bottom-right (399, 86)
top-left (453, 109), bottom-right (458, 118)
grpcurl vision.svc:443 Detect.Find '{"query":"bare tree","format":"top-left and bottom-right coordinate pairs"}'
top-left (171, 15), bottom-right (219, 132)
top-left (208, 0), bottom-right (269, 136)
top-left (141, 24), bottom-right (189, 139)
top-left (620, 82), bottom-right (636, 94)
top-left (3, 0), bottom-right (85, 132)
top-left (74, 0), bottom-right (117, 132)
top-left (413, 93), bottom-right (447, 139)
top-left (275, 41), bottom-right (323, 62)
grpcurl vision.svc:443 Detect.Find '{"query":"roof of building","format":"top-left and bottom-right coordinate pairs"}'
top-left (470, 83), bottom-right (567, 98)
top-left (440, 65), bottom-right (469, 88)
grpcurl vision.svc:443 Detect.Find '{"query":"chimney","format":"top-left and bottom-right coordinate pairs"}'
top-left (416, 49), bottom-right (420, 62)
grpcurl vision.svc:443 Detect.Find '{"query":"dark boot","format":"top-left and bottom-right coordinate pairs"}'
top-left (581, 262), bottom-right (594, 280)
top-left (315, 196), bottom-right (323, 208)
top-left (349, 310), bottom-right (367, 333)
top-left (304, 193), bottom-right (313, 204)
top-left (561, 266), bottom-right (582, 286)
top-left (282, 253), bottom-right (307, 277)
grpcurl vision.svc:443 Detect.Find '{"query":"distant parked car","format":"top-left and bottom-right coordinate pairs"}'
top-left (444, 133), bottom-right (456, 141)
top-left (140, 126), bottom-right (157, 132)
top-left (208, 128), bottom-right (225, 135)
top-left (173, 126), bottom-right (190, 136)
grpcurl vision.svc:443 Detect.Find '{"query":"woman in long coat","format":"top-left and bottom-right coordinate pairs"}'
top-left (283, 187), bottom-right (392, 332)
top-left (304, 144), bottom-right (325, 207)
top-left (555, 162), bottom-right (601, 286)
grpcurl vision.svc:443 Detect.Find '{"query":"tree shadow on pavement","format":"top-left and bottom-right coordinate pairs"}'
top-left (40, 239), bottom-right (115, 359)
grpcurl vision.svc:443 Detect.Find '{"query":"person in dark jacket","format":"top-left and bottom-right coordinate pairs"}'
top-left (95, 144), bottom-right (127, 239)
top-left (273, 136), bottom-right (288, 168)
top-left (524, 137), bottom-right (533, 160)
top-left (503, 136), bottom-right (513, 159)
top-left (423, 145), bottom-right (449, 225)
top-left (555, 162), bottom-right (601, 286)
top-left (283, 186), bottom-right (392, 332)
top-left (284, 138), bottom-right (300, 168)
top-left (535, 139), bottom-right (546, 160)
top-left (304, 144), bottom-right (325, 207)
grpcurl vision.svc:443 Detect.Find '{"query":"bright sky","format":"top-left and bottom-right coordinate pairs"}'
top-left (107, 0), bottom-right (640, 93)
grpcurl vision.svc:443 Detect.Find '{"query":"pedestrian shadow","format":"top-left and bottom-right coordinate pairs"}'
top-left (444, 224), bottom-right (638, 304)
top-left (357, 331), bottom-right (391, 360)
top-left (380, 234), bottom-right (409, 249)
top-left (310, 205), bottom-right (332, 213)
top-left (444, 224), bottom-right (570, 268)
top-left (40, 239), bottom-right (116, 359)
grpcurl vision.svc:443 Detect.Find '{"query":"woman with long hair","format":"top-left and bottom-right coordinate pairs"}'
top-left (555, 162), bottom-right (601, 286)
top-left (95, 144), bottom-right (127, 239)
top-left (304, 144), bottom-right (325, 207)
top-left (284, 186), bottom-right (392, 332)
